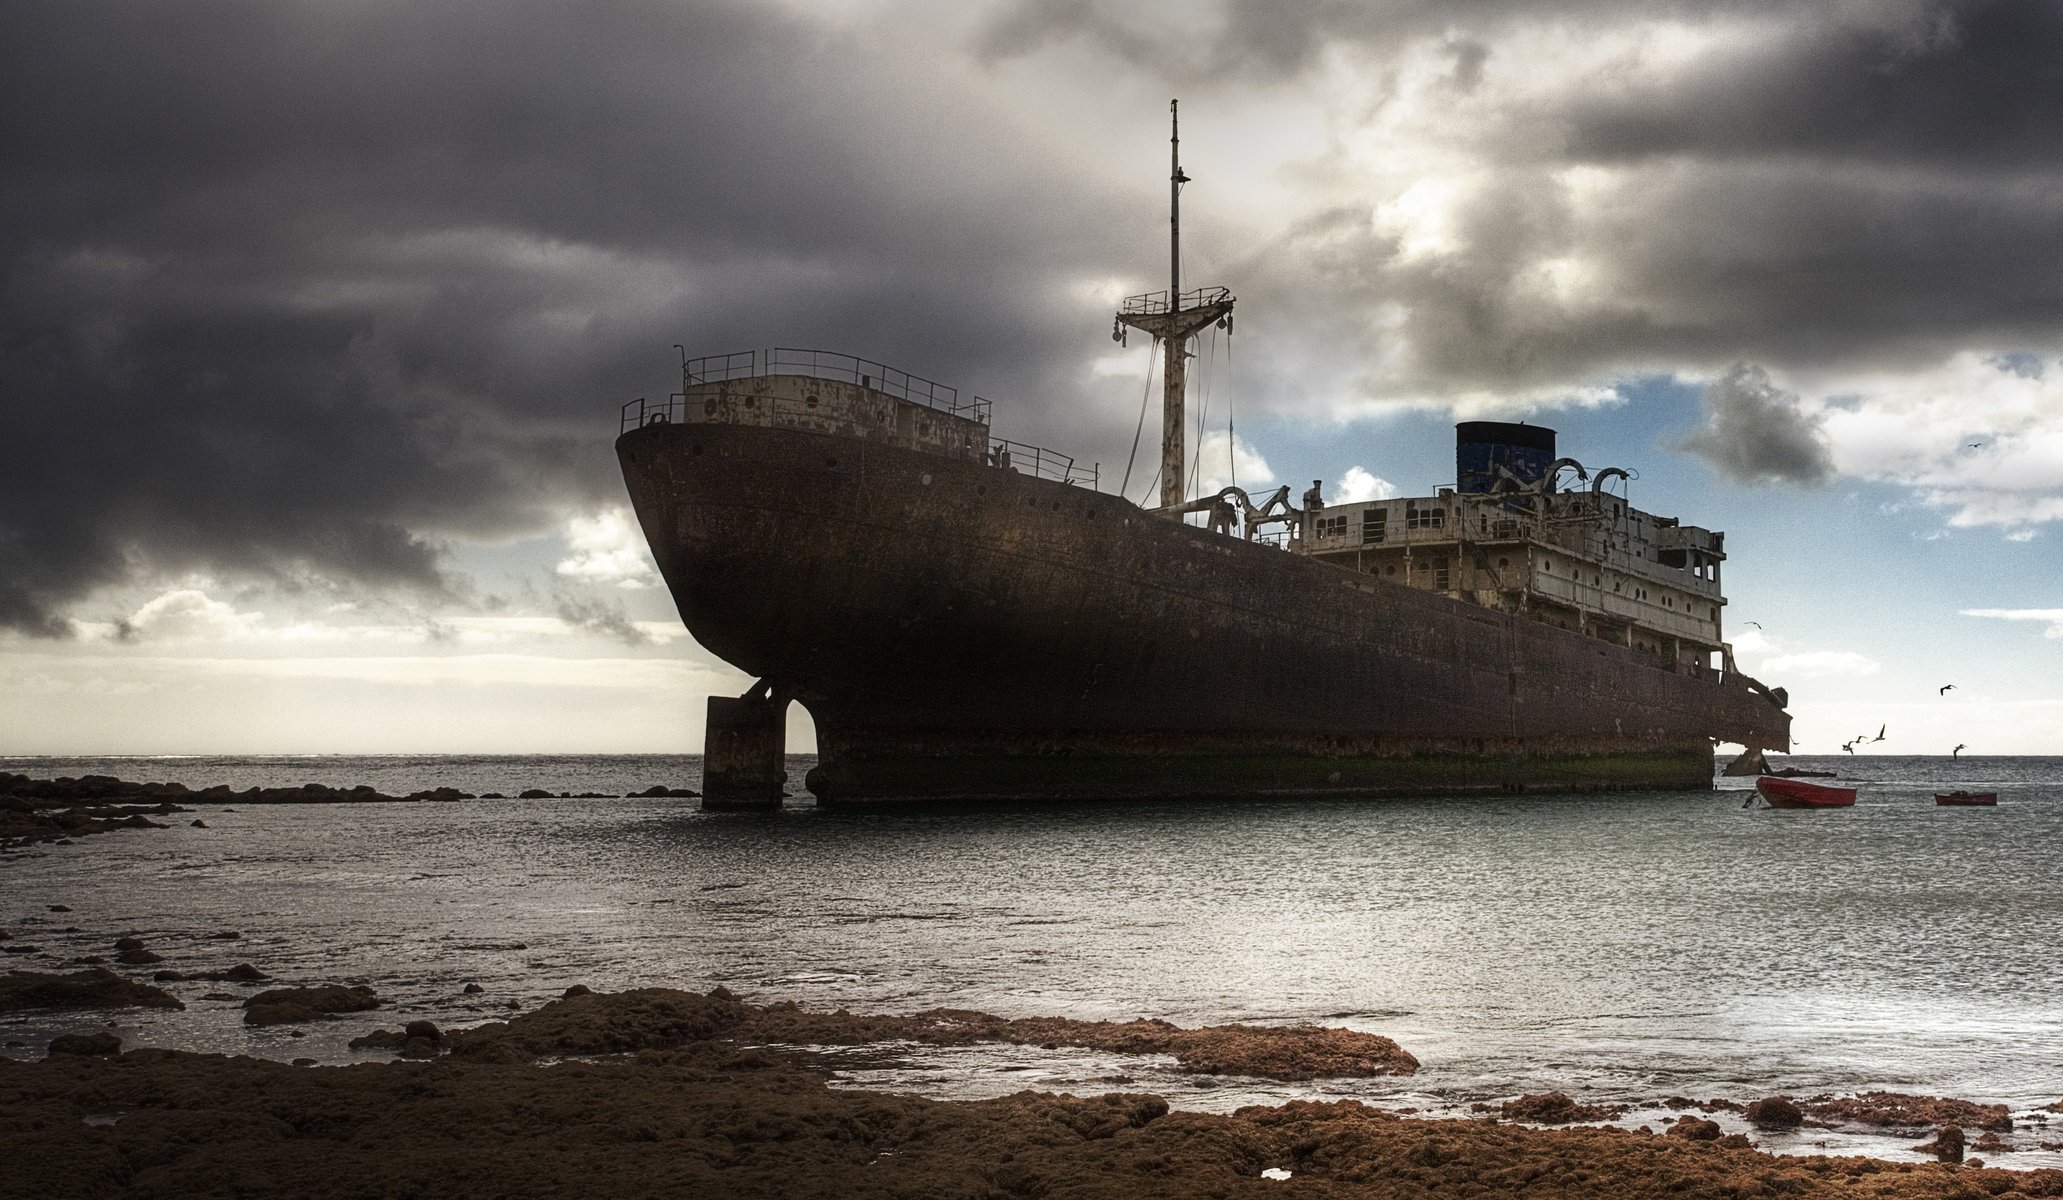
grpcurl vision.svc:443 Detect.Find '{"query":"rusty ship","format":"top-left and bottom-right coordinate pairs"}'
top-left (616, 104), bottom-right (1791, 807)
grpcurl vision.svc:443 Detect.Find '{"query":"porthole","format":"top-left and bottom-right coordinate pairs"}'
top-left (805, 394), bottom-right (820, 409)
top-left (703, 399), bottom-right (717, 416)
top-left (976, 484), bottom-right (987, 496)
top-left (1051, 501), bottom-right (1061, 511)
top-left (826, 456), bottom-right (839, 468)
top-left (1028, 498), bottom-right (1038, 509)
top-left (1497, 557), bottom-right (1508, 568)
top-left (690, 444), bottom-right (703, 457)
top-left (920, 473), bottom-right (932, 486)
top-left (744, 396), bottom-right (756, 408)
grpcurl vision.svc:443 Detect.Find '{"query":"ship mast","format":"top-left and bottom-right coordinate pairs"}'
top-left (1117, 99), bottom-right (1235, 510)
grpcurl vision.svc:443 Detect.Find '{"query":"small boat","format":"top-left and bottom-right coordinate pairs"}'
top-left (1935, 791), bottom-right (1997, 806)
top-left (1755, 776), bottom-right (1857, 808)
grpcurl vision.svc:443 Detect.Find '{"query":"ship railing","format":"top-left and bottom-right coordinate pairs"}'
top-left (621, 395), bottom-right (682, 434)
top-left (990, 438), bottom-right (1098, 488)
top-left (1119, 286), bottom-right (1233, 317)
top-left (678, 348), bottom-right (992, 424)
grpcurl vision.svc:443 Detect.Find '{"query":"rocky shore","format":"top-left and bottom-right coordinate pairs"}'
top-left (0, 772), bottom-right (699, 847)
top-left (5, 986), bottom-right (2061, 1199)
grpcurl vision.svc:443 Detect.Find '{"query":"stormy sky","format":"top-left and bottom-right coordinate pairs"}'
top-left (5, 0), bottom-right (2063, 754)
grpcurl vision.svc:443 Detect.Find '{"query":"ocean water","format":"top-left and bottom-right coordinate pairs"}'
top-left (4, 753), bottom-right (2060, 1163)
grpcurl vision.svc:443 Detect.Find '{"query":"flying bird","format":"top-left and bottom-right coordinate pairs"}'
top-left (1746, 621), bottom-right (1763, 629)
top-left (1841, 739), bottom-right (1857, 754)
top-left (1872, 724), bottom-right (1886, 742)
top-left (1967, 442), bottom-right (1984, 449)
top-left (1953, 743), bottom-right (1967, 758)
top-left (1939, 684), bottom-right (1956, 694)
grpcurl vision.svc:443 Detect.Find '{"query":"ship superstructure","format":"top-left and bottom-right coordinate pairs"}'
top-left (1297, 424), bottom-right (1755, 686)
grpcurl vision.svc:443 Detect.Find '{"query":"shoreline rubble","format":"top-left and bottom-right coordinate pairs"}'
top-left (2, 772), bottom-right (705, 848)
top-left (4, 985), bottom-right (2061, 1199)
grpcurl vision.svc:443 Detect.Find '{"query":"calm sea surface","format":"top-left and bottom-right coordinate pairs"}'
top-left (4, 753), bottom-right (2060, 1161)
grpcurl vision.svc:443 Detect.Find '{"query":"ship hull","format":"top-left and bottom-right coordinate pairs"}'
top-left (618, 422), bottom-right (1789, 802)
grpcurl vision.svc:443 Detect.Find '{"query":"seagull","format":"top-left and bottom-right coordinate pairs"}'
top-left (1746, 621), bottom-right (1763, 630)
top-left (1967, 442), bottom-right (1985, 449)
top-left (1953, 743), bottom-right (1967, 758)
top-left (1871, 724), bottom-right (1886, 743)
top-left (1841, 739), bottom-right (1857, 754)
top-left (1939, 684), bottom-right (1956, 694)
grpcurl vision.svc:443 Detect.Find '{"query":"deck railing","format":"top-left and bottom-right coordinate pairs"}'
top-left (675, 348), bottom-right (991, 424)
top-left (989, 438), bottom-right (1098, 488)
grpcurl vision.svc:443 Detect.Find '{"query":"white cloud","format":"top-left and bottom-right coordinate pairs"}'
top-left (555, 507), bottom-right (658, 588)
top-left (1192, 430), bottom-right (1275, 497)
top-left (1962, 608), bottom-right (2063, 639)
top-left (116, 588), bottom-right (265, 643)
top-left (1755, 650), bottom-right (1882, 680)
top-left (1801, 351), bottom-right (2063, 533)
top-left (1334, 466), bottom-right (1399, 503)
top-left (1728, 627), bottom-right (1879, 678)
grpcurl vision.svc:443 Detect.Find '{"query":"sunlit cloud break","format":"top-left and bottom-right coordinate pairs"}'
top-left (556, 508), bottom-right (658, 589)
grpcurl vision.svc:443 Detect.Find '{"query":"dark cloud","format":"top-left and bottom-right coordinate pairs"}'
top-left (12, 0), bottom-right (2063, 637)
top-left (1675, 364), bottom-right (1835, 486)
top-left (1004, 0), bottom-right (2063, 416)
top-left (553, 592), bottom-right (649, 647)
top-left (0, 0), bottom-right (1140, 634)
top-left (974, 0), bottom-right (1804, 84)
top-left (1562, 2), bottom-right (2063, 168)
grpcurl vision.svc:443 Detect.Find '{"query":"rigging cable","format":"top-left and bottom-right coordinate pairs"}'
top-left (1189, 326), bottom-right (1218, 497)
top-left (1118, 337), bottom-right (1159, 502)
top-left (1226, 324), bottom-right (1235, 490)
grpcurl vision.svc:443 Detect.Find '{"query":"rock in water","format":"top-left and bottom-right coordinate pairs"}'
top-left (1915, 1125), bottom-right (1966, 1162)
top-left (1667, 1117), bottom-right (1723, 1141)
top-left (0, 968), bottom-right (184, 1012)
top-left (1499, 1092), bottom-right (1624, 1125)
top-left (1744, 1097), bottom-right (1804, 1129)
top-left (47, 1031), bottom-right (122, 1056)
top-left (243, 984), bottom-right (381, 1026)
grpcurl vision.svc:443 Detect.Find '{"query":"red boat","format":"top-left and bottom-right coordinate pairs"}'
top-left (1935, 791), bottom-right (1997, 806)
top-left (1755, 776), bottom-right (1857, 808)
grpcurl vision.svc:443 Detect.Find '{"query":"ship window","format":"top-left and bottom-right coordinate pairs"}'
top-left (1497, 557), bottom-right (1508, 567)
top-left (806, 394), bottom-right (820, 408)
top-left (1385, 565), bottom-right (1397, 576)
top-left (704, 399), bottom-right (717, 416)
top-left (1542, 560), bottom-right (1551, 573)
top-left (1316, 514), bottom-right (1347, 539)
top-left (1406, 505), bottom-right (1445, 530)
top-left (1361, 509), bottom-right (1387, 544)
top-left (744, 396), bottom-right (756, 407)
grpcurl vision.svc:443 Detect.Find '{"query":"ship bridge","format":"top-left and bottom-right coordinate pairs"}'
top-left (1298, 422), bottom-right (1740, 682)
